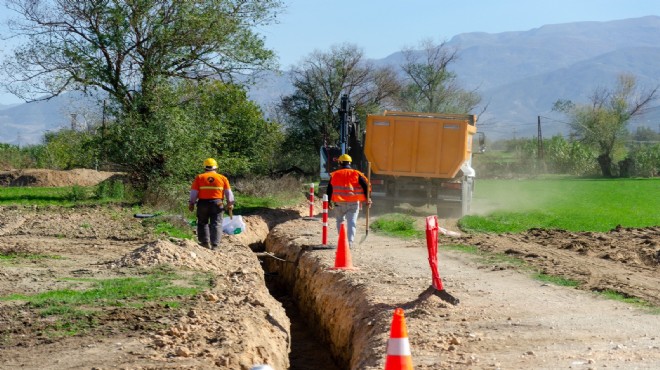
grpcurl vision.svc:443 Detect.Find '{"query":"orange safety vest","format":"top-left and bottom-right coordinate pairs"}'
top-left (329, 168), bottom-right (368, 202)
top-left (191, 172), bottom-right (230, 200)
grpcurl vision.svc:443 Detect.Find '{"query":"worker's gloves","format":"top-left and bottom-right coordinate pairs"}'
top-left (367, 198), bottom-right (373, 208)
top-left (328, 202), bottom-right (334, 210)
top-left (227, 203), bottom-right (234, 211)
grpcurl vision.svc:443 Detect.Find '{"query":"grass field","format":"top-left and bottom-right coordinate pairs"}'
top-left (461, 177), bottom-right (660, 233)
top-left (3, 177), bottom-right (658, 235)
top-left (0, 183), bottom-right (125, 206)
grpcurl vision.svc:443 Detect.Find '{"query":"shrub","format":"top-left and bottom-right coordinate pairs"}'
top-left (95, 180), bottom-right (126, 200)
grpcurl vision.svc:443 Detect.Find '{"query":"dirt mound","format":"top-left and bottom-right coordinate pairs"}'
top-left (459, 225), bottom-right (660, 306)
top-left (0, 168), bottom-right (123, 187)
top-left (113, 239), bottom-right (239, 272)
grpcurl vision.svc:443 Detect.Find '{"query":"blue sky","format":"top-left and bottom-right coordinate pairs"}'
top-left (1, 0), bottom-right (660, 105)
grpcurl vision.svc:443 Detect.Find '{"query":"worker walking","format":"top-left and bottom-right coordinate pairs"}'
top-left (189, 158), bottom-right (234, 249)
top-left (326, 154), bottom-right (372, 247)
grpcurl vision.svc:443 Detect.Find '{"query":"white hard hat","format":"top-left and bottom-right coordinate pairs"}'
top-left (250, 366), bottom-right (274, 370)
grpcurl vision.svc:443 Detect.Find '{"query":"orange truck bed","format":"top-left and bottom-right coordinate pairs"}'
top-left (364, 112), bottom-right (477, 179)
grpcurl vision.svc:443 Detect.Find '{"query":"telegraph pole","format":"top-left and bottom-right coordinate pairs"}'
top-left (537, 116), bottom-right (544, 160)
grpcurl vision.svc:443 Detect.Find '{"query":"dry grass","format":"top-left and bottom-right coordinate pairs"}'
top-left (233, 175), bottom-right (306, 198)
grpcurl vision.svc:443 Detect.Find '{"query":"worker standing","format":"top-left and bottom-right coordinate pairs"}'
top-left (326, 154), bottom-right (372, 247)
top-left (188, 158), bottom-right (234, 249)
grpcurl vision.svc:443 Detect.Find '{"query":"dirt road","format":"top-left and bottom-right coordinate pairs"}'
top-left (266, 217), bottom-right (660, 369)
top-left (1, 204), bottom-right (659, 369)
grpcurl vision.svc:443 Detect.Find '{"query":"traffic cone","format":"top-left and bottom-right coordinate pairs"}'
top-left (330, 223), bottom-right (356, 270)
top-left (384, 308), bottom-right (413, 370)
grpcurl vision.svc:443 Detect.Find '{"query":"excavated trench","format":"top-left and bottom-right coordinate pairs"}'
top-left (248, 212), bottom-right (387, 370)
top-left (252, 218), bottom-right (388, 370)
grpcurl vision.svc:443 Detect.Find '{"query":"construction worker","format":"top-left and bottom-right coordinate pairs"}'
top-left (188, 158), bottom-right (234, 249)
top-left (326, 153), bottom-right (371, 246)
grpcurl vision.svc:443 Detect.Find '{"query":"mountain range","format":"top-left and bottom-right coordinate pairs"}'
top-left (2, 15), bottom-right (660, 145)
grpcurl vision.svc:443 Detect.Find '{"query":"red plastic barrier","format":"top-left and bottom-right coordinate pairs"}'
top-left (322, 194), bottom-right (328, 245)
top-left (425, 215), bottom-right (444, 291)
top-left (308, 183), bottom-right (315, 217)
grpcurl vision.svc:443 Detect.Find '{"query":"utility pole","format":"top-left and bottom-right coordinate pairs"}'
top-left (537, 116), bottom-right (544, 160)
top-left (70, 113), bottom-right (77, 130)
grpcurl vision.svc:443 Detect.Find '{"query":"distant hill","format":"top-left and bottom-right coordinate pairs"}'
top-left (378, 16), bottom-right (660, 139)
top-left (2, 16), bottom-right (660, 144)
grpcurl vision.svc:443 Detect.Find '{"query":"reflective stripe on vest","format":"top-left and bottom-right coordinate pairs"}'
top-left (329, 169), bottom-right (367, 202)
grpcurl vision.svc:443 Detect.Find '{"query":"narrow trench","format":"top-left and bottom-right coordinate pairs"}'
top-left (254, 242), bottom-right (341, 370)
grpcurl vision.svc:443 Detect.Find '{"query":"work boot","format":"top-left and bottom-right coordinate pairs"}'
top-left (211, 244), bottom-right (219, 250)
top-left (200, 242), bottom-right (210, 249)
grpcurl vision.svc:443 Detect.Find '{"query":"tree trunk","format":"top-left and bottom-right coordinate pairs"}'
top-left (597, 154), bottom-right (614, 178)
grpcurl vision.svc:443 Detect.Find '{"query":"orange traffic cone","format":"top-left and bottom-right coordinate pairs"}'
top-left (384, 308), bottom-right (413, 370)
top-left (330, 223), bottom-right (357, 270)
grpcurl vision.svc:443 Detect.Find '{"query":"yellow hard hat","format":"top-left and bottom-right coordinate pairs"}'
top-left (338, 154), bottom-right (352, 163)
top-left (203, 158), bottom-right (218, 168)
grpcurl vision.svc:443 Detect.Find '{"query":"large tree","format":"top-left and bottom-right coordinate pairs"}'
top-left (554, 74), bottom-right (658, 177)
top-left (1, 0), bottom-right (282, 114)
top-left (278, 43), bottom-right (400, 171)
top-left (398, 39), bottom-right (481, 113)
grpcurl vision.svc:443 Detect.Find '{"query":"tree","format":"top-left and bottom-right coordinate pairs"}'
top-left (277, 43), bottom-right (400, 172)
top-left (398, 39), bottom-right (481, 113)
top-left (554, 74), bottom-right (658, 177)
top-left (103, 80), bottom-right (282, 185)
top-left (1, 0), bottom-right (283, 115)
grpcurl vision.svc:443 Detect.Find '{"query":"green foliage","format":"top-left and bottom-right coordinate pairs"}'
top-left (553, 74), bottom-right (658, 177)
top-left (370, 213), bottom-right (424, 238)
top-left (278, 43), bottom-right (400, 174)
top-left (474, 134), bottom-right (659, 179)
top-left (2, 0), bottom-right (283, 109)
top-left (543, 136), bottom-right (599, 175)
top-left (621, 142), bottom-right (660, 178)
top-left (461, 178), bottom-right (660, 233)
top-left (0, 143), bottom-right (27, 168)
top-left (66, 185), bottom-right (90, 202)
top-left (104, 80), bottom-right (283, 190)
top-left (399, 39), bottom-right (480, 113)
top-left (39, 130), bottom-right (98, 169)
top-left (94, 180), bottom-right (125, 200)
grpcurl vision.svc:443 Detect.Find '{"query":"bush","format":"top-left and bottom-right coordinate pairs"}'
top-left (622, 143), bottom-right (660, 178)
top-left (95, 180), bottom-right (126, 200)
top-left (66, 185), bottom-right (90, 201)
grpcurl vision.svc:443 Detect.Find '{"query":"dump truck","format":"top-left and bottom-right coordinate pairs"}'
top-left (320, 95), bottom-right (484, 218)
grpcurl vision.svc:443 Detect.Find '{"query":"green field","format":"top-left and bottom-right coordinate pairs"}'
top-left (461, 177), bottom-right (660, 233)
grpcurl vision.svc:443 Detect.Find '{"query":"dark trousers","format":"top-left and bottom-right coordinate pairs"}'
top-left (196, 199), bottom-right (224, 246)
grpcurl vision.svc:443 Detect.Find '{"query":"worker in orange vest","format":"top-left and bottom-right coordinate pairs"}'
top-left (326, 154), bottom-right (371, 247)
top-left (188, 158), bottom-right (234, 249)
